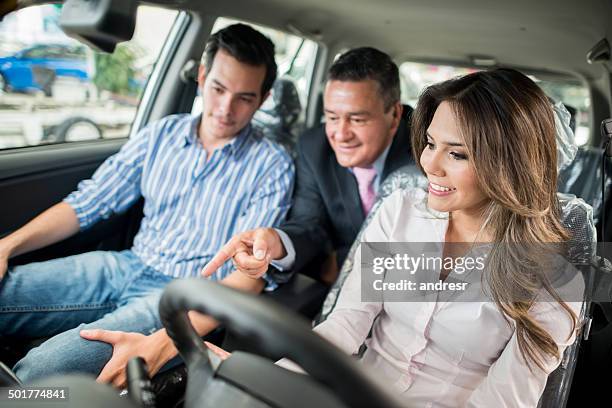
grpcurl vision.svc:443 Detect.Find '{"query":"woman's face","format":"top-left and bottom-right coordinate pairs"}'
top-left (420, 101), bottom-right (489, 217)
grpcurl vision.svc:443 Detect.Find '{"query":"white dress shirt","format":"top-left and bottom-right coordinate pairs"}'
top-left (311, 188), bottom-right (583, 407)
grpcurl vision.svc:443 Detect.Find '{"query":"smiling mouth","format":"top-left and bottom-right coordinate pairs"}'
top-left (429, 182), bottom-right (457, 196)
top-left (337, 144), bottom-right (360, 150)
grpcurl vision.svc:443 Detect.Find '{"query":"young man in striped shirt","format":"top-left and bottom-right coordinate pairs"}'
top-left (0, 24), bottom-right (294, 385)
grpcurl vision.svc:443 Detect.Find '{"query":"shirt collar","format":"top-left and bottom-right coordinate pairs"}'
top-left (223, 123), bottom-right (251, 156)
top-left (183, 113), bottom-right (252, 156)
top-left (183, 114), bottom-right (201, 146)
top-left (349, 140), bottom-right (392, 177)
top-left (347, 141), bottom-right (393, 194)
top-left (372, 141), bottom-right (392, 177)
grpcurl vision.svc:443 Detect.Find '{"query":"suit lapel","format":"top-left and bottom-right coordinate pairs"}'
top-left (382, 105), bottom-right (414, 180)
top-left (332, 162), bottom-right (365, 231)
top-left (332, 105), bottom-right (414, 233)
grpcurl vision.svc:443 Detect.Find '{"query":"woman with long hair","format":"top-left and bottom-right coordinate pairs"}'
top-left (304, 68), bottom-right (583, 406)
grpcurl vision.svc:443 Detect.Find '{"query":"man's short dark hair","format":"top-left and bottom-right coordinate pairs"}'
top-left (328, 47), bottom-right (400, 111)
top-left (203, 23), bottom-right (277, 97)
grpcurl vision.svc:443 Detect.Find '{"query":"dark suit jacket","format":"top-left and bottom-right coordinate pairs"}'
top-left (281, 106), bottom-right (415, 278)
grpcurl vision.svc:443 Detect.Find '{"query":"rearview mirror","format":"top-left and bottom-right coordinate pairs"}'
top-left (59, 0), bottom-right (138, 53)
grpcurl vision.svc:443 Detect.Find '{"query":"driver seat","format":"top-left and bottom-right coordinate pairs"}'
top-left (315, 165), bottom-right (596, 408)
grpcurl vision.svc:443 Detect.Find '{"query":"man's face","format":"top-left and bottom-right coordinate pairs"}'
top-left (324, 79), bottom-right (401, 168)
top-left (198, 49), bottom-right (267, 144)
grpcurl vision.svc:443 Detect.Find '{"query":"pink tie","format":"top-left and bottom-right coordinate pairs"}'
top-left (353, 166), bottom-right (377, 215)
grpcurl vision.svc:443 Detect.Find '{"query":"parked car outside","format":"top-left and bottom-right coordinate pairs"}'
top-left (0, 43), bottom-right (92, 96)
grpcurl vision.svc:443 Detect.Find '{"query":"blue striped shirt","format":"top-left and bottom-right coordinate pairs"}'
top-left (64, 113), bottom-right (294, 288)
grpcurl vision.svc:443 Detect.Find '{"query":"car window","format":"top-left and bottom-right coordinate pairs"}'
top-left (0, 4), bottom-right (178, 150)
top-left (535, 79), bottom-right (590, 145)
top-left (43, 45), bottom-right (78, 60)
top-left (399, 62), bottom-right (592, 145)
top-left (22, 46), bottom-right (53, 59)
top-left (191, 17), bottom-right (319, 131)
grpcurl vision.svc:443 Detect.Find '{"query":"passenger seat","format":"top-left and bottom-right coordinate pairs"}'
top-left (557, 145), bottom-right (612, 235)
top-left (252, 77), bottom-right (302, 156)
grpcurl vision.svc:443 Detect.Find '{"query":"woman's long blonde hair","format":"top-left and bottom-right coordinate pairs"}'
top-left (411, 68), bottom-right (577, 370)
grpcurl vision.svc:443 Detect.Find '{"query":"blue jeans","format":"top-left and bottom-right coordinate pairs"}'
top-left (0, 250), bottom-right (174, 383)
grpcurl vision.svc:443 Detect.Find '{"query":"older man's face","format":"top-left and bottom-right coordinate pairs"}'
top-left (324, 79), bottom-right (401, 168)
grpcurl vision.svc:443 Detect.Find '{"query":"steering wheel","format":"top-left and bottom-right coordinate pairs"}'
top-left (158, 278), bottom-right (405, 408)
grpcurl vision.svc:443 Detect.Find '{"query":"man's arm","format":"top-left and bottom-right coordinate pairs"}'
top-left (0, 202), bottom-right (79, 278)
top-left (80, 270), bottom-right (265, 388)
top-left (63, 124), bottom-right (150, 231)
top-left (0, 122), bottom-right (155, 279)
top-left (206, 145), bottom-right (295, 287)
top-left (145, 270), bottom-right (267, 360)
top-left (203, 132), bottom-right (333, 283)
top-left (279, 130), bottom-right (333, 274)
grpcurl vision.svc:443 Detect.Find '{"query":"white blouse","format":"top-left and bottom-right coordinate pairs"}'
top-left (312, 188), bottom-right (583, 407)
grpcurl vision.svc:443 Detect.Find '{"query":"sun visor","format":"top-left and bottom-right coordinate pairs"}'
top-left (59, 0), bottom-right (138, 53)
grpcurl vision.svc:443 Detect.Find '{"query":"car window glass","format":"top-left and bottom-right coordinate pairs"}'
top-left (399, 62), bottom-right (591, 145)
top-left (0, 4), bottom-right (178, 150)
top-left (535, 79), bottom-right (590, 145)
top-left (22, 47), bottom-right (47, 59)
top-left (191, 17), bottom-right (318, 133)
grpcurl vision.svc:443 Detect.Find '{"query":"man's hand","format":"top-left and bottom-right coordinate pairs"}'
top-left (201, 228), bottom-right (286, 279)
top-left (80, 329), bottom-right (175, 389)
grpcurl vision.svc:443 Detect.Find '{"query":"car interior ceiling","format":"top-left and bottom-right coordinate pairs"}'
top-left (0, 0), bottom-right (611, 407)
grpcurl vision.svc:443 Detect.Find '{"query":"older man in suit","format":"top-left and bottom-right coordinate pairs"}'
top-left (203, 47), bottom-right (414, 283)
